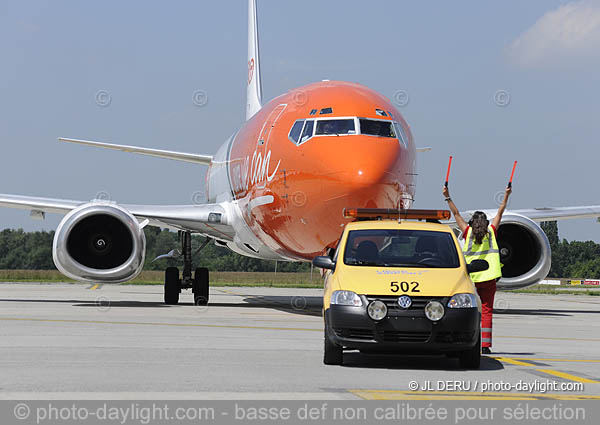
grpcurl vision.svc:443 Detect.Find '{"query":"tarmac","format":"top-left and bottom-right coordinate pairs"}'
top-left (0, 282), bottom-right (599, 400)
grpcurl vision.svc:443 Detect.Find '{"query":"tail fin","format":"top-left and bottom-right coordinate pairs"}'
top-left (246, 0), bottom-right (263, 120)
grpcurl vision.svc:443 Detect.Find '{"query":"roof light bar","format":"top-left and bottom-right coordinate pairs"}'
top-left (343, 208), bottom-right (451, 221)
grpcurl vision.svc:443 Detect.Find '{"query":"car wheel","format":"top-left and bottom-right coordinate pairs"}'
top-left (459, 329), bottom-right (481, 369)
top-left (323, 322), bottom-right (343, 365)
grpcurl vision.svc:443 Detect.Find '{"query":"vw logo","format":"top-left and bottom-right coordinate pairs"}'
top-left (397, 295), bottom-right (412, 309)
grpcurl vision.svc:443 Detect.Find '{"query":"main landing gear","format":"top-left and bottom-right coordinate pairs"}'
top-left (163, 231), bottom-right (210, 306)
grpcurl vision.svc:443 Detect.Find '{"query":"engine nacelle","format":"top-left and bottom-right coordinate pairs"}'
top-left (53, 203), bottom-right (146, 283)
top-left (496, 213), bottom-right (551, 289)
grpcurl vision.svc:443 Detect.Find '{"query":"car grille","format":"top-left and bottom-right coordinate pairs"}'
top-left (334, 328), bottom-right (432, 343)
top-left (334, 328), bottom-right (375, 340)
top-left (366, 295), bottom-right (447, 312)
top-left (435, 331), bottom-right (475, 344)
top-left (379, 330), bottom-right (430, 343)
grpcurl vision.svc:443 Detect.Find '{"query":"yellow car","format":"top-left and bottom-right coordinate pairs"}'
top-left (313, 209), bottom-right (488, 369)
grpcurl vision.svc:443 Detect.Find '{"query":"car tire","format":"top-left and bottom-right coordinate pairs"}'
top-left (459, 329), bottom-right (481, 369)
top-left (323, 322), bottom-right (343, 366)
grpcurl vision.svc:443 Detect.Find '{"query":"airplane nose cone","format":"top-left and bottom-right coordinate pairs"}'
top-left (311, 137), bottom-right (411, 216)
top-left (268, 134), bottom-right (414, 259)
top-left (347, 167), bottom-right (392, 187)
top-left (327, 138), bottom-right (403, 189)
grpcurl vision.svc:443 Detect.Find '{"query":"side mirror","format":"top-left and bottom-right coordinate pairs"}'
top-left (467, 259), bottom-right (489, 274)
top-left (313, 256), bottom-right (336, 270)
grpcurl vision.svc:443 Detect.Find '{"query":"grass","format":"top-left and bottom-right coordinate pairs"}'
top-left (0, 269), bottom-right (77, 283)
top-left (1, 270), bottom-right (600, 293)
top-left (0, 270), bottom-right (324, 288)
top-left (507, 285), bottom-right (600, 296)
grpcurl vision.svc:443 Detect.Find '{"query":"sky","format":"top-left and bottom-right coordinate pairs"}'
top-left (1, 0), bottom-right (600, 242)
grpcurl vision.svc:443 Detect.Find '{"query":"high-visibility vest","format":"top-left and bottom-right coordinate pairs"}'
top-left (463, 225), bottom-right (502, 283)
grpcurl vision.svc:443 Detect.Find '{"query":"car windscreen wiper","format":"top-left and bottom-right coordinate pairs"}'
top-left (346, 260), bottom-right (384, 266)
top-left (385, 263), bottom-right (446, 268)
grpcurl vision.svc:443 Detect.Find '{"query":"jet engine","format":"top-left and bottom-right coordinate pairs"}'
top-left (496, 213), bottom-right (551, 289)
top-left (53, 203), bottom-right (146, 283)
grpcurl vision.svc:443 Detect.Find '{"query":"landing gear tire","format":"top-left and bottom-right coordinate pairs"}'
top-left (459, 329), bottom-right (481, 369)
top-left (164, 267), bottom-right (180, 305)
top-left (192, 267), bottom-right (209, 306)
top-left (323, 320), bottom-right (343, 365)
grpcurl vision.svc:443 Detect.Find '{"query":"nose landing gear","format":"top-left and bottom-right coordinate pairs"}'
top-left (163, 232), bottom-right (210, 306)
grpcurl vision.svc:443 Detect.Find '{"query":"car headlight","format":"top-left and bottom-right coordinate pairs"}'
top-left (424, 301), bottom-right (444, 321)
top-left (367, 300), bottom-right (388, 321)
top-left (447, 293), bottom-right (477, 309)
top-left (331, 290), bottom-right (363, 306)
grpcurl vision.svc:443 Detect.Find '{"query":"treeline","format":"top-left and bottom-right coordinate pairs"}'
top-left (541, 221), bottom-right (600, 279)
top-left (0, 228), bottom-right (310, 273)
top-left (1, 223), bottom-right (598, 278)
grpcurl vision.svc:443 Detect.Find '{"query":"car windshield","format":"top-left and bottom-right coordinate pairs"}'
top-left (359, 119), bottom-right (396, 138)
top-left (315, 119), bottom-right (356, 135)
top-left (343, 229), bottom-right (460, 268)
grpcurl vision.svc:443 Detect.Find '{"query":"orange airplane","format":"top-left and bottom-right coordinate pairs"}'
top-left (1, 0), bottom-right (600, 305)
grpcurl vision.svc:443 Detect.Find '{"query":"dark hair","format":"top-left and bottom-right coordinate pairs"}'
top-left (469, 211), bottom-right (489, 244)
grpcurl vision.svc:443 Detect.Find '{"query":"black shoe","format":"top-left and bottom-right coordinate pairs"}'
top-left (482, 347), bottom-right (492, 354)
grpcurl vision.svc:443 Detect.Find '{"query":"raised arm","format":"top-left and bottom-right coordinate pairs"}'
top-left (491, 186), bottom-right (512, 229)
top-left (442, 186), bottom-right (468, 233)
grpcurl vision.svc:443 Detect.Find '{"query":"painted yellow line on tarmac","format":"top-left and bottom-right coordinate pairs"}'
top-left (535, 369), bottom-right (600, 384)
top-left (0, 317), bottom-right (321, 332)
top-left (350, 390), bottom-right (600, 400)
top-left (218, 289), bottom-right (243, 296)
top-left (89, 284), bottom-right (100, 290)
top-left (508, 358), bottom-right (600, 363)
top-left (494, 357), bottom-right (600, 382)
top-left (495, 335), bottom-right (600, 342)
top-left (493, 357), bottom-right (535, 366)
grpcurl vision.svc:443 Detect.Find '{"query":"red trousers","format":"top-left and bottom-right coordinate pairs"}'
top-left (475, 280), bottom-right (496, 348)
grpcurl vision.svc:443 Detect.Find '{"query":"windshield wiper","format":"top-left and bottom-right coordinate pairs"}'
top-left (385, 263), bottom-right (445, 268)
top-left (346, 260), bottom-right (383, 266)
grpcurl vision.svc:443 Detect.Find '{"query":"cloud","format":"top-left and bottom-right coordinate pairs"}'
top-left (507, 0), bottom-right (600, 69)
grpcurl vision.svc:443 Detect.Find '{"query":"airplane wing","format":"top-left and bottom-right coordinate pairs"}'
top-left (459, 205), bottom-right (600, 222)
top-left (0, 194), bottom-right (235, 241)
top-left (0, 194), bottom-right (80, 215)
top-left (503, 206), bottom-right (600, 222)
top-left (59, 138), bottom-right (213, 165)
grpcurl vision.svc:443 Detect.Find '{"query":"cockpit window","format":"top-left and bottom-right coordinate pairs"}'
top-left (359, 119), bottom-right (396, 138)
top-left (291, 116), bottom-right (403, 145)
top-left (299, 119), bottom-right (314, 144)
top-left (394, 122), bottom-right (408, 148)
top-left (288, 120), bottom-right (304, 144)
top-left (315, 119), bottom-right (356, 135)
top-left (320, 107), bottom-right (333, 115)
